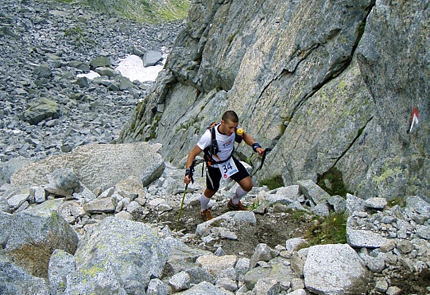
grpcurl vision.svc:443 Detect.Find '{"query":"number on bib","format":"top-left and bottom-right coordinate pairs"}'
top-left (219, 158), bottom-right (239, 180)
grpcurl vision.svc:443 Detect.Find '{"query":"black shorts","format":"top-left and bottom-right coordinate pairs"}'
top-left (206, 157), bottom-right (249, 191)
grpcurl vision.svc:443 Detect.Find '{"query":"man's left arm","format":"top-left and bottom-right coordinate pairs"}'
top-left (242, 132), bottom-right (264, 156)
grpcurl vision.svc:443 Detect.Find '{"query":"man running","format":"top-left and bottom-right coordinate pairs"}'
top-left (183, 110), bottom-right (265, 221)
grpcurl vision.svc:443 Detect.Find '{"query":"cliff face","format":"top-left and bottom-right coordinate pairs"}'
top-left (119, 0), bottom-right (430, 199)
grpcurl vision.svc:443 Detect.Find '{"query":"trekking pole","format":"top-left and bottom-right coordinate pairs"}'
top-left (175, 160), bottom-right (196, 232)
top-left (251, 148), bottom-right (272, 177)
top-left (175, 184), bottom-right (188, 232)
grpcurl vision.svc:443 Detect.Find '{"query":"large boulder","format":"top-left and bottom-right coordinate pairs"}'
top-left (303, 244), bottom-right (370, 295)
top-left (118, 0), bottom-right (429, 199)
top-left (64, 217), bottom-right (170, 294)
top-left (0, 211), bottom-right (78, 278)
top-left (10, 142), bottom-right (165, 191)
top-left (22, 97), bottom-right (60, 125)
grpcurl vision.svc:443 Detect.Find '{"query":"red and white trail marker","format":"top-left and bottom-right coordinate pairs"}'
top-left (408, 106), bottom-right (419, 133)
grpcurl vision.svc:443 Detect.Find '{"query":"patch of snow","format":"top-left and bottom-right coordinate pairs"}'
top-left (77, 71), bottom-right (100, 80)
top-left (115, 54), bottom-right (164, 82)
top-left (75, 55), bottom-right (164, 83)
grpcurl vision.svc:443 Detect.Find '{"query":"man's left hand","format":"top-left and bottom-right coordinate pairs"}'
top-left (256, 147), bottom-right (265, 157)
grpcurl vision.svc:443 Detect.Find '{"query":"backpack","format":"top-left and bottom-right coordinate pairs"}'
top-left (203, 122), bottom-right (243, 166)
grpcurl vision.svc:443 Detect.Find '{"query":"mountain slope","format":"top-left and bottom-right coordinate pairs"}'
top-left (119, 0), bottom-right (430, 199)
top-left (85, 0), bottom-right (190, 23)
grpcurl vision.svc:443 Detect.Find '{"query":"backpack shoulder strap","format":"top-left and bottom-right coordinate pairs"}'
top-left (203, 123), bottom-right (226, 166)
top-left (208, 123), bottom-right (218, 155)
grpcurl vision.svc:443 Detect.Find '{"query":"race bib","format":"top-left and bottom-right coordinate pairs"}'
top-left (219, 158), bottom-right (239, 180)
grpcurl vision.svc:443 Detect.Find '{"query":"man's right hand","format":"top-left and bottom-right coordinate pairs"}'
top-left (184, 175), bottom-right (191, 184)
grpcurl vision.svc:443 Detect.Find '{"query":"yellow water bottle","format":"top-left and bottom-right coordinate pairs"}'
top-left (236, 128), bottom-right (244, 136)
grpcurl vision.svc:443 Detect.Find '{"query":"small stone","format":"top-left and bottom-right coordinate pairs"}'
top-left (386, 286), bottom-right (402, 295)
top-left (374, 278), bottom-right (388, 292)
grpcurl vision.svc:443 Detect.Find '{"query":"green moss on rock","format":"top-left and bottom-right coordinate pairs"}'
top-left (317, 167), bottom-right (351, 197)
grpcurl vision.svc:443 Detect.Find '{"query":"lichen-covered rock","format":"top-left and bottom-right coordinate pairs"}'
top-left (0, 211), bottom-right (78, 278)
top-left (65, 217), bottom-right (169, 294)
top-left (48, 250), bottom-right (76, 295)
top-left (244, 256), bottom-right (298, 291)
top-left (22, 97), bottom-right (60, 125)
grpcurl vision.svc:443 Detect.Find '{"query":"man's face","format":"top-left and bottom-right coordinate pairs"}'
top-left (221, 119), bottom-right (238, 136)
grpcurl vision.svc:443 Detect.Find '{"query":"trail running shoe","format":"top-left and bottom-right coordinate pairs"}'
top-left (200, 209), bottom-right (213, 221)
top-left (227, 199), bottom-right (248, 211)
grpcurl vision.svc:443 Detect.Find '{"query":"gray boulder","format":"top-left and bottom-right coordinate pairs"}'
top-left (0, 196), bottom-right (10, 213)
top-left (285, 237), bottom-right (308, 253)
top-left (64, 217), bottom-right (169, 294)
top-left (7, 192), bottom-right (29, 212)
top-left (265, 185), bottom-right (299, 205)
top-left (347, 228), bottom-right (389, 248)
top-left (89, 56), bottom-right (110, 69)
top-left (252, 277), bottom-right (281, 295)
top-left (416, 225), bottom-right (430, 240)
top-left (196, 254), bottom-right (237, 278)
top-left (163, 237), bottom-right (212, 277)
top-left (297, 180), bottom-right (331, 205)
top-left (147, 278), bottom-right (171, 295)
top-left (303, 244), bottom-right (369, 295)
top-left (244, 257), bottom-right (297, 291)
top-left (10, 142), bottom-right (165, 191)
top-left (327, 195), bottom-right (347, 213)
top-left (169, 271), bottom-right (190, 292)
top-left (48, 250), bottom-right (76, 295)
top-left (406, 195), bottom-right (430, 216)
top-left (0, 211), bottom-right (78, 278)
top-left (82, 196), bottom-right (117, 213)
top-left (196, 211), bottom-right (257, 237)
top-left (94, 66), bottom-right (119, 77)
top-left (45, 168), bottom-right (82, 197)
top-left (346, 193), bottom-right (366, 214)
top-left (249, 243), bottom-right (278, 269)
top-left (33, 65), bottom-right (53, 79)
top-left (22, 97), bottom-right (60, 125)
top-left (144, 50), bottom-right (163, 67)
top-left (364, 197), bottom-right (388, 210)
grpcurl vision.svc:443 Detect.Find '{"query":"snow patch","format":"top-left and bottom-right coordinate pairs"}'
top-left (76, 54), bottom-right (164, 82)
top-left (116, 55), bottom-right (164, 82)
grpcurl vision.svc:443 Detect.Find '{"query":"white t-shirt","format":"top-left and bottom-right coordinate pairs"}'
top-left (197, 124), bottom-right (236, 168)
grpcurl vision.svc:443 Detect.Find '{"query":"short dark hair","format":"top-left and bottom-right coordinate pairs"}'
top-left (222, 110), bottom-right (239, 123)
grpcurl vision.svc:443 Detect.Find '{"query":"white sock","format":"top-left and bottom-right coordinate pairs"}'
top-left (232, 186), bottom-right (248, 205)
top-left (200, 194), bottom-right (211, 211)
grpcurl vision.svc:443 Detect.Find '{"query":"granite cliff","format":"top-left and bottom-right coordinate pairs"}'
top-left (119, 0), bottom-right (429, 200)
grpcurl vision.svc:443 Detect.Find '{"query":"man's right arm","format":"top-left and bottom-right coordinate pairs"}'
top-left (184, 145), bottom-right (203, 184)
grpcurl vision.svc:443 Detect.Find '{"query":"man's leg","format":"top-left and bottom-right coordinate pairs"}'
top-left (201, 188), bottom-right (217, 211)
top-left (228, 158), bottom-right (253, 210)
top-left (231, 176), bottom-right (252, 204)
top-left (201, 166), bottom-right (221, 220)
